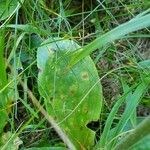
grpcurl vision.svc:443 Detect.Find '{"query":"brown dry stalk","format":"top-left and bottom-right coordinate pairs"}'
top-left (19, 80), bottom-right (76, 150)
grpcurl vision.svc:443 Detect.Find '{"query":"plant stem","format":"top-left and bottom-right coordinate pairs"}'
top-left (19, 80), bottom-right (76, 150)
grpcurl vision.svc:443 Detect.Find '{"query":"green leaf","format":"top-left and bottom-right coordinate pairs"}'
top-left (0, 29), bottom-right (8, 135)
top-left (0, 110), bottom-right (7, 135)
top-left (138, 59), bottom-right (150, 70)
top-left (121, 80), bottom-right (137, 128)
top-left (6, 24), bottom-right (48, 35)
top-left (0, 132), bottom-right (23, 150)
top-left (26, 147), bottom-right (66, 150)
top-left (110, 80), bottom-right (149, 149)
top-left (95, 78), bottom-right (150, 149)
top-left (115, 116), bottom-right (150, 150)
top-left (37, 38), bottom-right (102, 149)
top-left (129, 135), bottom-right (150, 150)
top-left (0, 0), bottom-right (19, 21)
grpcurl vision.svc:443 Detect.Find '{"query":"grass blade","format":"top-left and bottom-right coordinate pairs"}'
top-left (114, 116), bottom-right (150, 150)
top-left (94, 78), bottom-right (150, 149)
top-left (0, 29), bottom-right (8, 134)
top-left (94, 88), bottom-right (133, 149)
top-left (70, 13), bottom-right (150, 66)
top-left (110, 79), bottom-right (150, 149)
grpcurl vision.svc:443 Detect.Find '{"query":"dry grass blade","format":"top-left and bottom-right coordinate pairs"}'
top-left (19, 80), bottom-right (76, 150)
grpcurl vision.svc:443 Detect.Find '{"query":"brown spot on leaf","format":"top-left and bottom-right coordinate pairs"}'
top-left (60, 95), bottom-right (66, 100)
top-left (69, 85), bottom-right (77, 96)
top-left (81, 72), bottom-right (89, 80)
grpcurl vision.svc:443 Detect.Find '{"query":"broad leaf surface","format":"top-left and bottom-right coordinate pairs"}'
top-left (37, 38), bottom-right (102, 149)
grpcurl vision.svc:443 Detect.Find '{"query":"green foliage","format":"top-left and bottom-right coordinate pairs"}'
top-left (37, 38), bottom-right (102, 149)
top-left (115, 116), bottom-right (150, 150)
top-left (138, 59), bottom-right (150, 70)
top-left (0, 0), bottom-right (18, 20)
top-left (0, 0), bottom-right (150, 149)
top-left (129, 135), bottom-right (150, 150)
top-left (6, 24), bottom-right (48, 36)
top-left (94, 77), bottom-right (150, 149)
top-left (70, 11), bottom-right (150, 66)
top-left (0, 29), bottom-right (8, 135)
top-left (0, 132), bottom-right (22, 150)
top-left (25, 147), bottom-right (66, 150)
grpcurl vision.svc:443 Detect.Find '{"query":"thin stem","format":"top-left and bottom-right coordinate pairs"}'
top-left (19, 80), bottom-right (76, 150)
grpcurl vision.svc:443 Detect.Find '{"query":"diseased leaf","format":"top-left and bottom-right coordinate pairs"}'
top-left (37, 38), bottom-right (102, 149)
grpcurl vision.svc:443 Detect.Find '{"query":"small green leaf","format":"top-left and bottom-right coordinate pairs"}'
top-left (0, 0), bottom-right (19, 21)
top-left (6, 24), bottom-right (48, 35)
top-left (37, 38), bottom-right (102, 149)
top-left (138, 59), bottom-right (150, 70)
